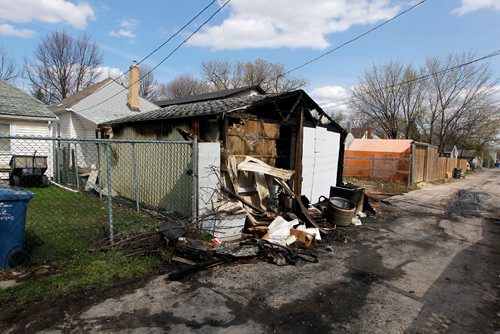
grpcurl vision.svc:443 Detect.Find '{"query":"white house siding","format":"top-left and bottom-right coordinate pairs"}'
top-left (0, 119), bottom-right (53, 179)
top-left (56, 112), bottom-right (73, 138)
top-left (54, 112), bottom-right (98, 169)
top-left (72, 115), bottom-right (89, 137)
top-left (71, 115), bottom-right (97, 168)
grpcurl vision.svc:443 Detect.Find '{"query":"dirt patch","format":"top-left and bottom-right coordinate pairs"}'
top-left (485, 217), bottom-right (500, 225)
top-left (0, 271), bottom-right (163, 333)
top-left (446, 189), bottom-right (486, 219)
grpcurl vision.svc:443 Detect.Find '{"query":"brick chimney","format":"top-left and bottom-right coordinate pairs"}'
top-left (127, 61), bottom-right (140, 111)
top-left (367, 125), bottom-right (372, 139)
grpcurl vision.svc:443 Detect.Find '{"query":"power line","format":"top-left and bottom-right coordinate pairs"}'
top-left (116, 0), bottom-right (217, 82)
top-left (270, 0), bottom-right (427, 84)
top-left (30, 0), bottom-right (217, 106)
top-left (320, 49), bottom-right (500, 110)
top-left (78, 0), bottom-right (231, 112)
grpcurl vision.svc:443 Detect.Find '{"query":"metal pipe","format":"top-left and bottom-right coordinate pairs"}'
top-left (106, 143), bottom-right (114, 244)
top-left (74, 144), bottom-right (80, 191)
top-left (0, 135), bottom-right (190, 145)
top-left (409, 143), bottom-right (415, 187)
top-left (57, 137), bottom-right (61, 183)
top-left (131, 142), bottom-right (140, 212)
top-left (96, 143), bottom-right (102, 200)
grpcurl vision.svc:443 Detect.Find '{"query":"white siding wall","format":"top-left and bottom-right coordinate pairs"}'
top-left (56, 112), bottom-right (73, 137)
top-left (72, 115), bottom-right (89, 138)
top-left (71, 115), bottom-right (97, 168)
top-left (14, 120), bottom-right (50, 137)
top-left (53, 113), bottom-right (98, 169)
top-left (0, 119), bottom-right (53, 179)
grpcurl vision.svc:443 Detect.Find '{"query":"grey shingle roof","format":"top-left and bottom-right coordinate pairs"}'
top-left (350, 127), bottom-right (368, 139)
top-left (50, 79), bottom-right (158, 124)
top-left (154, 85), bottom-right (266, 107)
top-left (441, 144), bottom-right (456, 153)
top-left (107, 94), bottom-right (273, 125)
top-left (49, 78), bottom-right (113, 112)
top-left (0, 79), bottom-right (57, 119)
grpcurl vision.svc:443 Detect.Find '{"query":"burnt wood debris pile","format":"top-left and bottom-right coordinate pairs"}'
top-left (98, 154), bottom-right (373, 279)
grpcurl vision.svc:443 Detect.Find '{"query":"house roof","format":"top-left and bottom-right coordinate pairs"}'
top-left (48, 79), bottom-right (113, 112)
top-left (154, 85), bottom-right (266, 107)
top-left (350, 127), bottom-right (368, 139)
top-left (459, 149), bottom-right (476, 159)
top-left (104, 89), bottom-right (348, 137)
top-left (441, 144), bottom-right (457, 153)
top-left (49, 78), bottom-right (158, 125)
top-left (107, 94), bottom-right (272, 124)
top-left (347, 139), bottom-right (413, 153)
top-left (0, 79), bottom-right (57, 120)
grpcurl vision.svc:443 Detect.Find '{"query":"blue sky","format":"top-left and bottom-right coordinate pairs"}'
top-left (0, 0), bottom-right (499, 106)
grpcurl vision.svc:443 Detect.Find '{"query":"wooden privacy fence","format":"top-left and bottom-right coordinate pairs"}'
top-left (412, 142), bottom-right (468, 182)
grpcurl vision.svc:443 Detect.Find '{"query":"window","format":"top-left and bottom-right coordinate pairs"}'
top-left (0, 123), bottom-right (11, 152)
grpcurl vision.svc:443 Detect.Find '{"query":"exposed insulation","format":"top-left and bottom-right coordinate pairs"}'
top-left (227, 119), bottom-right (280, 166)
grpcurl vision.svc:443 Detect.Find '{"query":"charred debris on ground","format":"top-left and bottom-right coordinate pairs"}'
top-left (98, 155), bottom-right (376, 279)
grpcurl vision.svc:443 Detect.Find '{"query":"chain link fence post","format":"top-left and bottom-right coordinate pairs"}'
top-left (131, 142), bottom-right (140, 212)
top-left (96, 142), bottom-right (102, 200)
top-left (191, 137), bottom-right (198, 219)
top-left (74, 143), bottom-right (80, 191)
top-left (105, 142), bottom-right (114, 244)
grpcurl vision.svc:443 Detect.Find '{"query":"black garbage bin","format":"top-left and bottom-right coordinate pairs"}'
top-left (453, 168), bottom-right (462, 179)
top-left (0, 185), bottom-right (35, 269)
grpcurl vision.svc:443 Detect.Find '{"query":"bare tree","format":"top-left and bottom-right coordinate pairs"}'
top-left (158, 74), bottom-right (209, 99)
top-left (0, 45), bottom-right (19, 82)
top-left (349, 61), bottom-right (424, 139)
top-left (25, 31), bottom-right (103, 104)
top-left (400, 66), bottom-right (426, 139)
top-left (456, 103), bottom-right (500, 154)
top-left (423, 53), bottom-right (497, 150)
top-left (138, 65), bottom-right (161, 101)
top-left (202, 59), bottom-right (234, 91)
top-left (201, 58), bottom-right (308, 93)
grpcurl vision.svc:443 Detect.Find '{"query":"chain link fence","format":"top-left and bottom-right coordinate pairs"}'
top-left (344, 156), bottom-right (412, 190)
top-left (0, 136), bottom-right (195, 263)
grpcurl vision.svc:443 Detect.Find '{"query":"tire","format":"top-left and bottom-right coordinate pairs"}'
top-left (41, 175), bottom-right (49, 187)
top-left (8, 250), bottom-right (31, 268)
top-left (12, 175), bottom-right (21, 186)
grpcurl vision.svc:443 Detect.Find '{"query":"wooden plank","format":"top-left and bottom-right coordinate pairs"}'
top-left (238, 156), bottom-right (294, 180)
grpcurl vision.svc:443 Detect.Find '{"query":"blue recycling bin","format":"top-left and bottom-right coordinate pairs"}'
top-left (0, 185), bottom-right (35, 269)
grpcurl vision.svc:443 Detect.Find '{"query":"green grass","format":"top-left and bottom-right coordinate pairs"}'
top-left (0, 186), bottom-right (165, 304)
top-left (428, 179), bottom-right (447, 185)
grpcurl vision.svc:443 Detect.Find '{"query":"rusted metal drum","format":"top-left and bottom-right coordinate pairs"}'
top-left (324, 197), bottom-right (355, 227)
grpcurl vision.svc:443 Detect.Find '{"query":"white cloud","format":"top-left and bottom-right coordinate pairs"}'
top-left (109, 29), bottom-right (136, 39)
top-left (0, 0), bottom-right (94, 29)
top-left (0, 23), bottom-right (35, 38)
top-left (95, 66), bottom-right (125, 82)
top-left (453, 0), bottom-right (500, 15)
top-left (310, 85), bottom-right (349, 101)
top-left (188, 0), bottom-right (400, 50)
top-left (109, 19), bottom-right (138, 40)
top-left (309, 85), bottom-right (352, 113)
